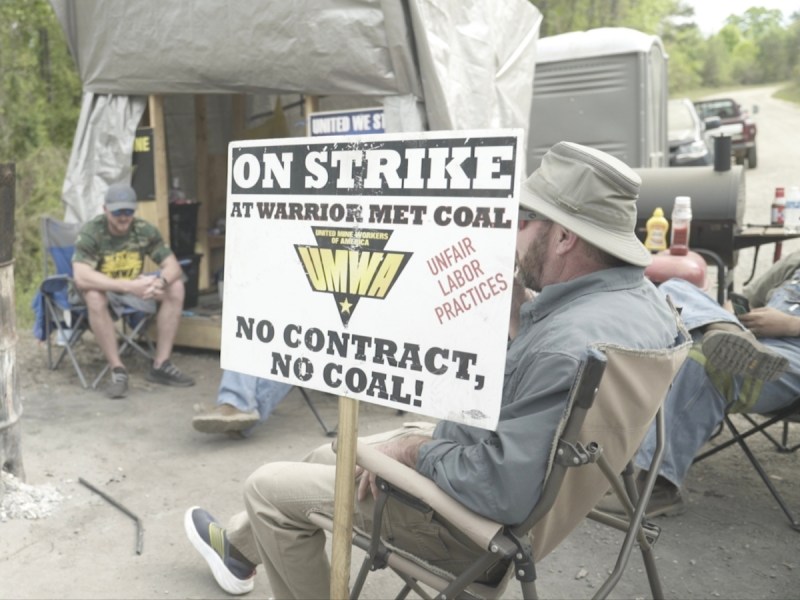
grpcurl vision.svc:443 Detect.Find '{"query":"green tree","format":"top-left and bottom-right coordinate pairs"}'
top-left (732, 8), bottom-right (790, 84)
top-left (0, 0), bottom-right (80, 157)
top-left (727, 7), bottom-right (784, 40)
top-left (534, 0), bottom-right (684, 38)
top-left (730, 38), bottom-right (761, 85)
top-left (787, 17), bottom-right (800, 81)
top-left (659, 19), bottom-right (707, 94)
top-left (700, 36), bottom-right (733, 87)
top-left (757, 29), bottom-right (791, 82)
top-left (530, 0), bottom-right (800, 92)
top-left (0, 0), bottom-right (81, 328)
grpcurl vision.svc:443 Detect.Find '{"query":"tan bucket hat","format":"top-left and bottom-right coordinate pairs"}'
top-left (520, 141), bottom-right (651, 267)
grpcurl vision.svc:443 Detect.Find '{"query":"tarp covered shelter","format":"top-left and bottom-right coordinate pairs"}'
top-left (53, 0), bottom-right (541, 215)
top-left (50, 0), bottom-right (541, 347)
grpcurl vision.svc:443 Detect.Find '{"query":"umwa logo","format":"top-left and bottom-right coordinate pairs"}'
top-left (294, 227), bottom-right (412, 326)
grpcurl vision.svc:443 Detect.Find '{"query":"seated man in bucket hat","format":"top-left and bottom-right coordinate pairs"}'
top-left (182, 141), bottom-right (681, 598)
top-left (599, 268), bottom-right (790, 518)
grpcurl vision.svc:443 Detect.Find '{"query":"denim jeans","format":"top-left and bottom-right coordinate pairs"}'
top-left (217, 370), bottom-right (294, 427)
top-left (635, 278), bottom-right (800, 487)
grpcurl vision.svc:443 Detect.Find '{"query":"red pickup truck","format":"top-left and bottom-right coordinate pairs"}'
top-left (693, 98), bottom-right (758, 168)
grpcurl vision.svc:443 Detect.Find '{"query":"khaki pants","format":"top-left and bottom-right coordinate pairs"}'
top-left (225, 423), bottom-right (485, 599)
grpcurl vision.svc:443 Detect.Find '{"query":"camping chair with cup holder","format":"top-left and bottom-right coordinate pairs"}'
top-left (692, 396), bottom-right (800, 532)
top-left (309, 326), bottom-right (691, 600)
top-left (34, 216), bottom-right (155, 389)
top-left (685, 239), bottom-right (800, 532)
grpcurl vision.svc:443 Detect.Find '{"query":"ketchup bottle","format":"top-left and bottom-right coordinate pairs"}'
top-left (771, 187), bottom-right (785, 227)
top-left (669, 196), bottom-right (692, 256)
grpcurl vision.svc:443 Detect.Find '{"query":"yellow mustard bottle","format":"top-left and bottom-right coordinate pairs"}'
top-left (644, 207), bottom-right (669, 252)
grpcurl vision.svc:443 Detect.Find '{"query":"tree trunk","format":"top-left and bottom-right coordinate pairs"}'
top-left (0, 163), bottom-right (24, 494)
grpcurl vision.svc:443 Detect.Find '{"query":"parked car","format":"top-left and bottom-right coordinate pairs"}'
top-left (668, 98), bottom-right (718, 167)
top-left (693, 97), bottom-right (758, 168)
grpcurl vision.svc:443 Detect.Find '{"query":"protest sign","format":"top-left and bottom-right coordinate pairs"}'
top-left (221, 130), bottom-right (523, 430)
top-left (308, 107), bottom-right (384, 136)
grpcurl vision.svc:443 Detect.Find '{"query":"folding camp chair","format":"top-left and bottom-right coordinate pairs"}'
top-left (309, 333), bottom-right (691, 599)
top-left (740, 400), bottom-right (800, 454)
top-left (297, 386), bottom-right (337, 437)
top-left (36, 216), bottom-right (154, 389)
top-left (36, 218), bottom-right (92, 387)
top-left (666, 239), bottom-right (800, 532)
top-left (298, 387), bottom-right (407, 437)
top-left (693, 397), bottom-right (800, 532)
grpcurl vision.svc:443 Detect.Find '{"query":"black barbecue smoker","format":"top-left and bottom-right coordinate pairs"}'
top-left (635, 137), bottom-right (746, 302)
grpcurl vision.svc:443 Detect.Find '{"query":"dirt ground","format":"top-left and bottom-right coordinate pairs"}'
top-left (1, 328), bottom-right (799, 600)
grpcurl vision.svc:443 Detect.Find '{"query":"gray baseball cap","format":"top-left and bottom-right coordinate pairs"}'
top-left (520, 141), bottom-right (650, 267)
top-left (104, 183), bottom-right (138, 211)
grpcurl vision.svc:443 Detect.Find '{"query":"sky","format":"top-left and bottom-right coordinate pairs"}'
top-left (684, 0), bottom-right (800, 34)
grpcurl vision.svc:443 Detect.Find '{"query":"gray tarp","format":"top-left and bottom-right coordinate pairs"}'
top-left (61, 93), bottom-right (147, 223)
top-left (51, 0), bottom-right (541, 222)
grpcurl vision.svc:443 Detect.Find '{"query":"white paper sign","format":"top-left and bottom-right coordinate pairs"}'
top-left (220, 130), bottom-right (523, 430)
top-left (308, 107), bottom-right (385, 136)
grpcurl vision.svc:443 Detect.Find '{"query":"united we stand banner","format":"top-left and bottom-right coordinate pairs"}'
top-left (220, 130), bottom-right (523, 430)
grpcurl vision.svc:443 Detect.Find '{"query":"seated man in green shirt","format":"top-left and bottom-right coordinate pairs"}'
top-left (72, 183), bottom-right (194, 398)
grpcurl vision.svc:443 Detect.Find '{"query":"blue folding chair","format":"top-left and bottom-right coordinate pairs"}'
top-left (33, 218), bottom-right (92, 387)
top-left (33, 216), bottom-right (154, 389)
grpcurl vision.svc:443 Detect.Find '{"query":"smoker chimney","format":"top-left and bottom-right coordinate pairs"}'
top-left (714, 135), bottom-right (732, 172)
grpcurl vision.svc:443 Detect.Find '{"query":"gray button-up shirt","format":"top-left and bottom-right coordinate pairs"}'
top-left (416, 266), bottom-right (678, 525)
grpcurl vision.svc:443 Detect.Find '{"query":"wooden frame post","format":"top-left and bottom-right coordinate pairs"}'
top-left (150, 95), bottom-right (170, 238)
top-left (137, 95), bottom-right (170, 252)
top-left (304, 94), bottom-right (319, 135)
top-left (194, 94), bottom-right (211, 290)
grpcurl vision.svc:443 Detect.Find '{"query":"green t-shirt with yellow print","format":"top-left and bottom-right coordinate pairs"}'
top-left (72, 215), bottom-right (173, 280)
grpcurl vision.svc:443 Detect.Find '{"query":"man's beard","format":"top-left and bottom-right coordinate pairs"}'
top-left (518, 223), bottom-right (551, 293)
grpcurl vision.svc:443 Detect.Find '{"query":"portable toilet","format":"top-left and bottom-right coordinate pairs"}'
top-left (527, 27), bottom-right (668, 174)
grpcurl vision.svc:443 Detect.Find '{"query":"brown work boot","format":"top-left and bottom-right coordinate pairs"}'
top-left (595, 473), bottom-right (687, 518)
top-left (702, 327), bottom-right (788, 382)
top-left (192, 404), bottom-right (260, 434)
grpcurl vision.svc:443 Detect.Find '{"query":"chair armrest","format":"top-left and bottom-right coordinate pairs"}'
top-left (40, 274), bottom-right (71, 295)
top-left (354, 441), bottom-right (504, 549)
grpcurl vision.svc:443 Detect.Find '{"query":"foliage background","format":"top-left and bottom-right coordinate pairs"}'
top-left (3, 0), bottom-right (800, 328)
top-left (1, 0), bottom-right (80, 327)
top-left (536, 1), bottom-right (800, 93)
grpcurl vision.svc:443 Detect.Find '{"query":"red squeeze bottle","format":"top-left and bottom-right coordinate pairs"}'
top-left (772, 187), bottom-right (785, 226)
top-left (669, 196), bottom-right (692, 256)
